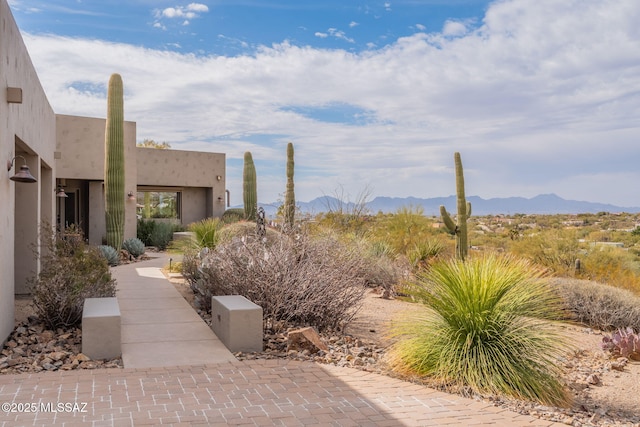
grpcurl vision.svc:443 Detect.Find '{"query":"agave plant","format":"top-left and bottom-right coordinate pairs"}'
top-left (123, 237), bottom-right (145, 258)
top-left (602, 327), bottom-right (640, 361)
top-left (98, 245), bottom-right (120, 266)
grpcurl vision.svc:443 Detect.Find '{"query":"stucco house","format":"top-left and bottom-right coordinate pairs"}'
top-left (1, 0), bottom-right (225, 344)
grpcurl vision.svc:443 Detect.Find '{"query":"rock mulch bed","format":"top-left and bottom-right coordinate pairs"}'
top-left (0, 317), bottom-right (122, 374)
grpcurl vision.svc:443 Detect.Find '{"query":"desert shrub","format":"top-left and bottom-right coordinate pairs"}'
top-left (150, 221), bottom-right (174, 250)
top-left (98, 245), bottom-right (120, 266)
top-left (552, 278), bottom-right (640, 331)
top-left (221, 208), bottom-right (245, 224)
top-left (368, 240), bottom-right (396, 258)
top-left (122, 237), bottom-right (145, 258)
top-left (29, 225), bottom-right (116, 329)
top-left (137, 218), bottom-right (155, 246)
top-left (577, 246), bottom-right (640, 294)
top-left (183, 231), bottom-right (367, 333)
top-left (217, 221), bottom-right (284, 246)
top-left (408, 239), bottom-right (447, 270)
top-left (509, 229), bottom-right (580, 275)
top-left (189, 217), bottom-right (222, 249)
top-left (387, 253), bottom-right (571, 406)
top-left (372, 205), bottom-right (437, 255)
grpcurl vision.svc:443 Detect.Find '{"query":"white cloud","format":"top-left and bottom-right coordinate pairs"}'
top-left (154, 3), bottom-right (208, 27)
top-left (384, 2), bottom-right (392, 12)
top-left (314, 32), bottom-right (328, 38)
top-left (442, 20), bottom-right (468, 37)
top-left (349, 21), bottom-right (359, 28)
top-left (21, 0), bottom-right (640, 206)
top-left (415, 23), bottom-right (426, 31)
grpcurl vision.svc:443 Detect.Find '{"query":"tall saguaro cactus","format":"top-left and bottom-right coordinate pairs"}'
top-left (243, 151), bottom-right (257, 221)
top-left (104, 73), bottom-right (125, 250)
top-left (283, 142), bottom-right (295, 231)
top-left (440, 152), bottom-right (472, 261)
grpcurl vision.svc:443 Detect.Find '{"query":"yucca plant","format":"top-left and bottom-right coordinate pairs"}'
top-left (387, 253), bottom-right (571, 406)
top-left (189, 217), bottom-right (222, 249)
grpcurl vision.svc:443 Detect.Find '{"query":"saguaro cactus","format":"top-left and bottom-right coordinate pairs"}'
top-left (440, 152), bottom-right (472, 261)
top-left (104, 73), bottom-right (125, 250)
top-left (283, 142), bottom-right (295, 231)
top-left (243, 151), bottom-right (257, 221)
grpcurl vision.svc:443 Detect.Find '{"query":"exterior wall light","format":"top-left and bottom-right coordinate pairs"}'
top-left (7, 155), bottom-right (37, 183)
top-left (55, 186), bottom-right (68, 198)
top-left (127, 191), bottom-right (136, 201)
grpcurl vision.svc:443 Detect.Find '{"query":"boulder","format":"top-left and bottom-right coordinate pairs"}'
top-left (287, 327), bottom-right (328, 353)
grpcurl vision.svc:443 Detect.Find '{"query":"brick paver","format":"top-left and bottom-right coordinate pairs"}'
top-left (0, 359), bottom-right (566, 426)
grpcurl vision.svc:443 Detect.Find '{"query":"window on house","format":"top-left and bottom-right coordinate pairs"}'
top-left (137, 191), bottom-right (181, 220)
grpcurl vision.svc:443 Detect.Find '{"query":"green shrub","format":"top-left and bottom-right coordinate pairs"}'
top-left (137, 218), bottom-right (155, 246)
top-left (387, 253), bottom-right (570, 406)
top-left (123, 237), bottom-right (145, 258)
top-left (553, 278), bottom-right (640, 331)
top-left (221, 208), bottom-right (245, 224)
top-left (189, 217), bottom-right (222, 249)
top-left (29, 225), bottom-right (116, 329)
top-left (150, 222), bottom-right (174, 250)
top-left (98, 245), bottom-right (120, 266)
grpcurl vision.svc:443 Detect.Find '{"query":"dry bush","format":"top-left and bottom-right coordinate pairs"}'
top-left (551, 278), bottom-right (640, 331)
top-left (29, 224), bottom-right (116, 329)
top-left (183, 232), bottom-right (368, 333)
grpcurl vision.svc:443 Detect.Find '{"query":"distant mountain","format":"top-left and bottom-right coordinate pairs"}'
top-left (253, 193), bottom-right (640, 216)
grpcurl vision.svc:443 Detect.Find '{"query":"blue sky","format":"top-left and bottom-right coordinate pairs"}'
top-left (7, 0), bottom-right (640, 207)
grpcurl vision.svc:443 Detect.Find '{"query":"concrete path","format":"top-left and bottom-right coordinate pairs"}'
top-left (111, 253), bottom-right (236, 368)
top-left (0, 254), bottom-right (567, 426)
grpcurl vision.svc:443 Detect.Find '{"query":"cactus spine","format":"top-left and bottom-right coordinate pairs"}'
top-left (440, 152), bottom-right (472, 261)
top-left (283, 142), bottom-right (295, 230)
top-left (243, 151), bottom-right (257, 221)
top-left (104, 73), bottom-right (125, 250)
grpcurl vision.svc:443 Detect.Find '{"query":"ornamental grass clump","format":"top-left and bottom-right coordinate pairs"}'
top-left (189, 217), bottom-right (222, 249)
top-left (387, 253), bottom-right (571, 406)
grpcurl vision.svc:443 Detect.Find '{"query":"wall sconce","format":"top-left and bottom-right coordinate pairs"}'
top-left (217, 196), bottom-right (224, 202)
top-left (127, 191), bottom-right (136, 201)
top-left (7, 155), bottom-right (37, 183)
top-left (216, 175), bottom-right (222, 181)
top-left (55, 186), bottom-right (68, 198)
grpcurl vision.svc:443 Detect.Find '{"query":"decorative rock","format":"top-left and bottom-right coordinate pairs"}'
top-left (586, 374), bottom-right (600, 385)
top-left (287, 327), bottom-right (329, 353)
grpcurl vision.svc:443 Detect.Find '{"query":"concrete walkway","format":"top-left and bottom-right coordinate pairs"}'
top-left (0, 255), bottom-right (567, 426)
top-left (112, 253), bottom-right (236, 368)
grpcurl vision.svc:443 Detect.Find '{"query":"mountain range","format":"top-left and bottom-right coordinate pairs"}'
top-left (254, 194), bottom-right (640, 217)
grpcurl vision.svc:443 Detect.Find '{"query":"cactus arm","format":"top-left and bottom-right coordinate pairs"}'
top-left (440, 205), bottom-right (456, 235)
top-left (104, 73), bottom-right (125, 250)
top-left (466, 201), bottom-right (472, 217)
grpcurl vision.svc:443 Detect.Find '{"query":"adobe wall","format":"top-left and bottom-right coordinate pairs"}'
top-left (1, 0), bottom-right (56, 342)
